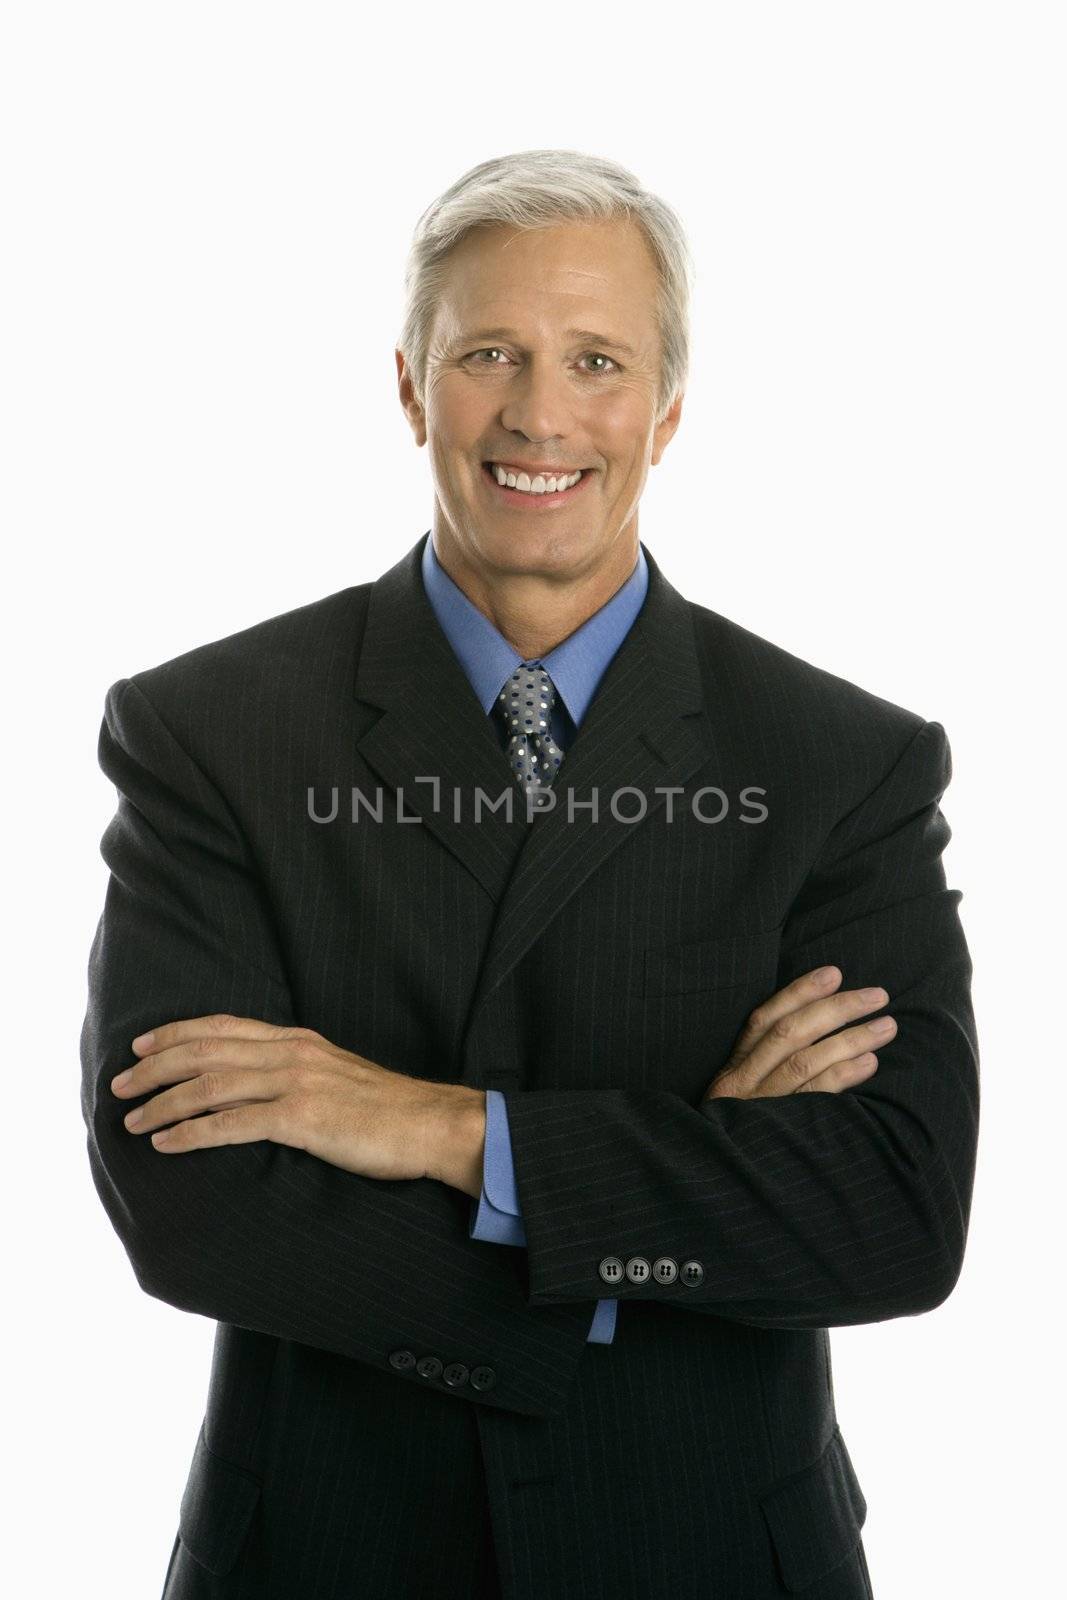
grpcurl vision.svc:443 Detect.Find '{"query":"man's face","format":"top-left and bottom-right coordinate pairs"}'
top-left (397, 218), bottom-right (682, 589)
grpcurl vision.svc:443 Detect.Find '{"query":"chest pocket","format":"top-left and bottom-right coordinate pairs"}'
top-left (643, 928), bottom-right (782, 997)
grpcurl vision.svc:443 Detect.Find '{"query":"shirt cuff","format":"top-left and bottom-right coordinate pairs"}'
top-left (469, 1089), bottom-right (527, 1245)
top-left (588, 1299), bottom-right (617, 1343)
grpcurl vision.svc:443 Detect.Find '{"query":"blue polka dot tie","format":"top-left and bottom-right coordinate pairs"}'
top-left (493, 663), bottom-right (566, 811)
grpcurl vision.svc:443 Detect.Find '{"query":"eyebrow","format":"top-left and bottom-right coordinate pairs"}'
top-left (458, 326), bottom-right (638, 359)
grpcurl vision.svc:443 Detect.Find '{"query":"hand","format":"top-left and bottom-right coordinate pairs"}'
top-left (110, 1012), bottom-right (481, 1184)
top-left (702, 966), bottom-right (897, 1101)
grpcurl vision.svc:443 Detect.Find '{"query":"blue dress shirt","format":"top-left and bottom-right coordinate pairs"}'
top-left (420, 531), bottom-right (650, 1345)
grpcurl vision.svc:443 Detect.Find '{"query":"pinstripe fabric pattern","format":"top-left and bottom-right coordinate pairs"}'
top-left (470, 1090), bottom-right (618, 1343)
top-left (80, 530), bottom-right (975, 1598)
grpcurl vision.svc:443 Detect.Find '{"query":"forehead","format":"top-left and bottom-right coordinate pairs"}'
top-left (434, 219), bottom-right (660, 338)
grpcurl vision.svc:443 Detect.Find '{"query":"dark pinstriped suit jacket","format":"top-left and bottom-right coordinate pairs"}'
top-left (80, 530), bottom-right (979, 1599)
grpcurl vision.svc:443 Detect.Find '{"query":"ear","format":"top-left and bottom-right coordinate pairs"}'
top-left (396, 348), bottom-right (427, 447)
top-left (650, 391), bottom-right (684, 467)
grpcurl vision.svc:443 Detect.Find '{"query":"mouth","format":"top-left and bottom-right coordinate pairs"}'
top-left (481, 460), bottom-right (594, 508)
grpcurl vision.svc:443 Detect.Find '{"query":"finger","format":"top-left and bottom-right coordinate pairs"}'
top-left (706, 1047), bottom-right (880, 1103)
top-left (114, 1030), bottom-right (313, 1099)
top-left (120, 1064), bottom-right (289, 1139)
top-left (731, 984), bottom-right (892, 1088)
top-left (129, 1012), bottom-right (317, 1059)
top-left (148, 1102), bottom-right (278, 1153)
top-left (798, 1052), bottom-right (880, 1094)
top-left (726, 967), bottom-right (843, 1065)
top-left (750, 1015), bottom-right (897, 1098)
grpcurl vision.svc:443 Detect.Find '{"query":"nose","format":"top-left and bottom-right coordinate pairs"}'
top-left (499, 355), bottom-right (576, 449)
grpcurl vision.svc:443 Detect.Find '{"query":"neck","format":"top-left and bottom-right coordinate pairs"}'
top-left (432, 531), bottom-right (639, 661)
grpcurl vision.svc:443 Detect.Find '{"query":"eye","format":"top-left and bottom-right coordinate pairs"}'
top-left (466, 348), bottom-right (619, 374)
top-left (579, 352), bottom-right (618, 374)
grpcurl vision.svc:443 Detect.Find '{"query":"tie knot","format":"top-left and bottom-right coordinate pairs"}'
top-left (495, 663), bottom-right (557, 738)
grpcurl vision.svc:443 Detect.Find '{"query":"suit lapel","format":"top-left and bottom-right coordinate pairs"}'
top-left (467, 542), bottom-right (712, 1019)
top-left (354, 531), bottom-right (714, 1016)
top-left (354, 533), bottom-right (529, 903)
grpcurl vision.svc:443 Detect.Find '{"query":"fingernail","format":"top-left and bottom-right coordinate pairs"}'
top-left (111, 1069), bottom-right (132, 1092)
top-left (859, 987), bottom-right (886, 1003)
top-left (132, 1031), bottom-right (155, 1052)
top-left (869, 1016), bottom-right (896, 1034)
top-left (814, 966), bottom-right (839, 985)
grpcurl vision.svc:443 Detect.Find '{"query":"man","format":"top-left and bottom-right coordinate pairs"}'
top-left (81, 150), bottom-right (978, 1599)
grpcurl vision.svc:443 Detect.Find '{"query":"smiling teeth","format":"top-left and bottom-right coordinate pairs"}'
top-left (492, 465), bottom-right (583, 494)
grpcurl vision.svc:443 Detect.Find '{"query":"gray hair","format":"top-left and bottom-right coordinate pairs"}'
top-left (397, 149), bottom-right (695, 426)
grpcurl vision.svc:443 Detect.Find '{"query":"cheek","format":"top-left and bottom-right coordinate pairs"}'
top-left (425, 379), bottom-right (486, 441)
top-left (592, 397), bottom-right (655, 457)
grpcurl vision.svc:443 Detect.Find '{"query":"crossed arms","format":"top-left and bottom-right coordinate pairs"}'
top-left (81, 677), bottom-right (979, 1415)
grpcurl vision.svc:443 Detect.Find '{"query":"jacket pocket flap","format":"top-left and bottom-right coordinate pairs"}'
top-left (758, 1426), bottom-right (867, 1592)
top-left (179, 1422), bottom-right (262, 1578)
top-left (644, 929), bottom-right (780, 996)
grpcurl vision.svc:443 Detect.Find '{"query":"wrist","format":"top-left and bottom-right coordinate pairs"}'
top-left (433, 1086), bottom-right (487, 1198)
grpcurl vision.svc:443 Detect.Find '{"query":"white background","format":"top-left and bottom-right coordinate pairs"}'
top-left (3, 2), bottom-right (1063, 1594)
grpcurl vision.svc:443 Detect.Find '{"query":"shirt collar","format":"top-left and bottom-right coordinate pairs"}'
top-left (421, 533), bottom-right (649, 727)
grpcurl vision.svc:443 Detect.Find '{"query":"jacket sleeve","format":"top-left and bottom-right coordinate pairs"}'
top-left (504, 718), bottom-right (979, 1332)
top-left (470, 1092), bottom-right (617, 1344)
top-left (79, 676), bottom-right (596, 1419)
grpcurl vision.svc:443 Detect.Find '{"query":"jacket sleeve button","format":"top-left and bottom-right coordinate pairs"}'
top-left (598, 1256), bottom-right (625, 1284)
